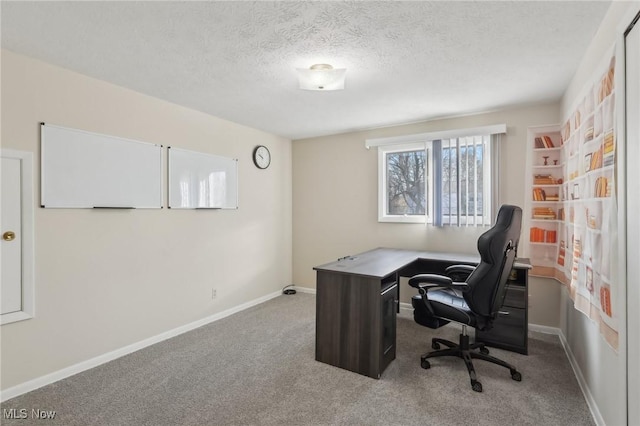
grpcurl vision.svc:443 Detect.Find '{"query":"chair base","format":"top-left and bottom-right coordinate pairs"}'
top-left (420, 331), bottom-right (522, 392)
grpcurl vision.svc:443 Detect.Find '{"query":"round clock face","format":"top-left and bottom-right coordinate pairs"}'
top-left (253, 145), bottom-right (271, 169)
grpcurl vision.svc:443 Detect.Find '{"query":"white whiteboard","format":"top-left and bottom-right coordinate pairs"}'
top-left (41, 124), bottom-right (163, 208)
top-left (168, 147), bottom-right (238, 209)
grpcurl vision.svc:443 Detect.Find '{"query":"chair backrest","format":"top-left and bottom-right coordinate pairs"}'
top-left (463, 205), bottom-right (522, 322)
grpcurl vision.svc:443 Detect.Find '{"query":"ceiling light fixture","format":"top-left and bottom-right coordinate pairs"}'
top-left (297, 64), bottom-right (346, 91)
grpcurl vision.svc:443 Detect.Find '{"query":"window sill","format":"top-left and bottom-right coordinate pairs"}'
top-left (378, 215), bottom-right (427, 224)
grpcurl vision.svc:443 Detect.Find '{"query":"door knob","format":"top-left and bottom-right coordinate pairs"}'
top-left (2, 231), bottom-right (16, 241)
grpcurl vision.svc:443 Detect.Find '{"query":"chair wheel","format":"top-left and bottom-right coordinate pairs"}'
top-left (421, 359), bottom-right (431, 369)
top-left (511, 370), bottom-right (522, 381)
top-left (471, 380), bottom-right (483, 392)
top-left (479, 346), bottom-right (489, 355)
top-left (432, 342), bottom-right (440, 350)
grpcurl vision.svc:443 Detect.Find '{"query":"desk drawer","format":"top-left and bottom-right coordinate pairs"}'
top-left (476, 306), bottom-right (526, 354)
top-left (503, 284), bottom-right (526, 309)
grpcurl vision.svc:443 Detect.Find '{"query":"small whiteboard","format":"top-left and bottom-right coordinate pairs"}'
top-left (168, 147), bottom-right (238, 209)
top-left (41, 124), bottom-right (163, 208)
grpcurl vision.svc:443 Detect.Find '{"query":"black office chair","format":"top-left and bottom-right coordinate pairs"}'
top-left (408, 204), bottom-right (523, 392)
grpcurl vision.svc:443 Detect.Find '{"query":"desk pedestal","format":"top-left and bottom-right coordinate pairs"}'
top-left (315, 270), bottom-right (398, 379)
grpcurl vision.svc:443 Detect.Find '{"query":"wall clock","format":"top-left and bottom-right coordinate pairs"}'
top-left (253, 145), bottom-right (271, 169)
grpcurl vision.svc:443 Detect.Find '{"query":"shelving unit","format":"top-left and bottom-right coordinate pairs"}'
top-left (525, 126), bottom-right (563, 276)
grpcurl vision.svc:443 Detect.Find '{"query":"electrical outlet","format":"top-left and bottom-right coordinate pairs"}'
top-left (212, 288), bottom-right (217, 300)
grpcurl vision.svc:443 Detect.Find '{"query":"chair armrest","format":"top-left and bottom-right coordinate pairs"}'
top-left (444, 264), bottom-right (476, 282)
top-left (408, 274), bottom-right (470, 292)
top-left (408, 273), bottom-right (452, 288)
top-left (444, 265), bottom-right (476, 275)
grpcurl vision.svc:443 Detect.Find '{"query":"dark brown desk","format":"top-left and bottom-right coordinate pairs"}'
top-left (314, 248), bottom-right (531, 379)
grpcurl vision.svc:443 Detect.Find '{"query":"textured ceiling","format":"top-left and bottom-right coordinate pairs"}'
top-left (1, 1), bottom-right (611, 140)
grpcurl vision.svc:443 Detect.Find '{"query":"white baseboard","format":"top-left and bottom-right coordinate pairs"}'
top-left (0, 289), bottom-right (283, 402)
top-left (528, 323), bottom-right (560, 335)
top-left (399, 301), bottom-right (413, 315)
top-left (556, 330), bottom-right (605, 426)
top-left (293, 286), bottom-right (316, 295)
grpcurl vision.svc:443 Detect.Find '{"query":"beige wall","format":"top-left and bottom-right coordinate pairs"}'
top-left (0, 50), bottom-right (292, 391)
top-left (292, 103), bottom-right (561, 326)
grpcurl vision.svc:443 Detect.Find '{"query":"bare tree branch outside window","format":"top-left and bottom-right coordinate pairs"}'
top-left (386, 150), bottom-right (426, 215)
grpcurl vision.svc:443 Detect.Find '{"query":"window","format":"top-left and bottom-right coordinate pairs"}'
top-left (379, 143), bottom-right (429, 223)
top-left (373, 126), bottom-right (502, 226)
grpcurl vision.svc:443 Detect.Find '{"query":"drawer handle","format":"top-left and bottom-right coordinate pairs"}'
top-left (498, 311), bottom-right (510, 315)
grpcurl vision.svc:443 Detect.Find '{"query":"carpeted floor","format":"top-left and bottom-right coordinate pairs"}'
top-left (1, 293), bottom-right (594, 425)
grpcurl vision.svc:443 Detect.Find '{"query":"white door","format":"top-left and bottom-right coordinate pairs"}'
top-left (0, 149), bottom-right (34, 325)
top-left (1, 157), bottom-right (23, 314)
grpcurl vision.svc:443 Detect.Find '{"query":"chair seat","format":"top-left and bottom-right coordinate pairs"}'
top-left (412, 290), bottom-right (477, 328)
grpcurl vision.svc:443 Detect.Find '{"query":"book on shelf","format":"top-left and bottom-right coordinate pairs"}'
top-left (545, 230), bottom-right (557, 243)
top-left (562, 122), bottom-right (571, 142)
top-left (532, 207), bottom-right (557, 220)
top-left (530, 225), bottom-right (557, 244)
top-left (557, 240), bottom-right (566, 266)
top-left (595, 176), bottom-right (609, 197)
top-left (598, 66), bottom-right (614, 103)
top-left (600, 285), bottom-right (612, 317)
top-left (533, 174), bottom-right (557, 185)
top-left (584, 127), bottom-right (594, 142)
top-left (530, 227), bottom-right (546, 243)
top-left (534, 136), bottom-right (555, 148)
top-left (603, 131), bottom-right (615, 153)
top-left (534, 137), bottom-right (544, 148)
top-left (603, 131), bottom-right (615, 167)
top-left (604, 155), bottom-right (614, 167)
top-left (589, 149), bottom-right (603, 171)
top-left (532, 187), bottom-right (559, 201)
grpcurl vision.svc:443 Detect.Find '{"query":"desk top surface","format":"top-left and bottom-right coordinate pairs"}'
top-left (313, 247), bottom-right (530, 279)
